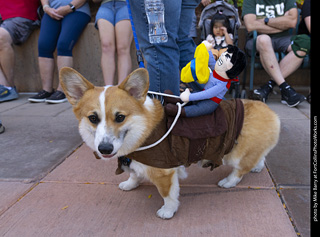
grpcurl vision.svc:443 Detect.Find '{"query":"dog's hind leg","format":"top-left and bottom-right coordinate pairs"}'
top-left (219, 150), bottom-right (266, 188)
top-left (218, 168), bottom-right (243, 188)
top-left (251, 156), bottom-right (265, 173)
top-left (147, 168), bottom-right (180, 219)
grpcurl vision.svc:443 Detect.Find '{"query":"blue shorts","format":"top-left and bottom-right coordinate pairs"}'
top-left (95, 1), bottom-right (130, 27)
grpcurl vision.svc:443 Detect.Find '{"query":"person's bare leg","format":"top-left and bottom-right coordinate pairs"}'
top-left (38, 57), bottom-right (55, 92)
top-left (57, 55), bottom-right (73, 91)
top-left (279, 46), bottom-right (304, 79)
top-left (255, 35), bottom-right (306, 107)
top-left (115, 20), bottom-right (133, 84)
top-left (97, 19), bottom-right (116, 85)
top-left (256, 34), bottom-right (285, 86)
top-left (0, 28), bottom-right (14, 87)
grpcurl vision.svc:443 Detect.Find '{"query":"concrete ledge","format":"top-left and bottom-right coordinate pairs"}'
top-left (241, 67), bottom-right (311, 87)
top-left (13, 23), bottom-right (139, 92)
top-left (12, 23), bottom-right (309, 92)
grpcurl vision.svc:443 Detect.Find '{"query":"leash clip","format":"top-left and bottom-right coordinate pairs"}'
top-left (136, 50), bottom-right (144, 63)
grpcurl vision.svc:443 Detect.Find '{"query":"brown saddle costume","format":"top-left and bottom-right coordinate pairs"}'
top-left (116, 99), bottom-right (244, 175)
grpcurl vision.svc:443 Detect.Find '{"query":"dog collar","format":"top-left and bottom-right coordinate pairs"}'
top-left (118, 156), bottom-right (132, 167)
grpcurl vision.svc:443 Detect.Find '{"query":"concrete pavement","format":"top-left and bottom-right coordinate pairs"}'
top-left (0, 90), bottom-right (311, 236)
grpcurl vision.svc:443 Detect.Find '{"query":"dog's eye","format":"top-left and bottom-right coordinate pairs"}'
top-left (115, 114), bottom-right (125, 123)
top-left (88, 114), bottom-right (100, 124)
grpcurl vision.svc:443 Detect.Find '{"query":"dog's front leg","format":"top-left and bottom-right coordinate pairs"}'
top-left (148, 168), bottom-right (180, 219)
top-left (119, 171), bottom-right (143, 191)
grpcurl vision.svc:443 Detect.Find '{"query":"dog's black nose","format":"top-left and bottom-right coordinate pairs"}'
top-left (98, 143), bottom-right (114, 155)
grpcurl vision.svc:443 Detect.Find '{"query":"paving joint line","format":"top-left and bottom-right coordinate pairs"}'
top-left (265, 164), bottom-right (302, 236)
top-left (0, 182), bottom-right (40, 217)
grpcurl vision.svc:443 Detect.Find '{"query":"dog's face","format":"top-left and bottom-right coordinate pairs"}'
top-left (59, 68), bottom-right (161, 160)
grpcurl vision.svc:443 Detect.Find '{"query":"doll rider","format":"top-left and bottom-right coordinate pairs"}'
top-left (165, 42), bottom-right (246, 118)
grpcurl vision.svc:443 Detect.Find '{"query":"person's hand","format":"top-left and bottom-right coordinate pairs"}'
top-left (55, 5), bottom-right (72, 17)
top-left (220, 26), bottom-right (228, 36)
top-left (44, 6), bottom-right (64, 20)
top-left (201, 0), bottom-right (211, 7)
top-left (180, 88), bottom-right (191, 102)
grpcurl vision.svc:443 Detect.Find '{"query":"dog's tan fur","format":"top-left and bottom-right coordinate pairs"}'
top-left (60, 67), bottom-right (280, 219)
top-left (221, 99), bottom-right (280, 177)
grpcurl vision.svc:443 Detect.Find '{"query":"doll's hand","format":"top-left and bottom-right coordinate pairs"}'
top-left (205, 35), bottom-right (216, 47)
top-left (180, 88), bottom-right (191, 102)
top-left (202, 40), bottom-right (213, 51)
top-left (206, 34), bottom-right (214, 44)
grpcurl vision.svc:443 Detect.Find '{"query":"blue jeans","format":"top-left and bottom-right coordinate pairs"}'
top-left (128, 0), bottom-right (200, 95)
top-left (184, 100), bottom-right (219, 117)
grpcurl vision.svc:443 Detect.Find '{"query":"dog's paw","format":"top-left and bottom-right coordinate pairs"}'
top-left (156, 205), bottom-right (176, 219)
top-left (251, 157), bottom-right (265, 173)
top-left (250, 166), bottom-right (264, 173)
top-left (218, 176), bottom-right (241, 189)
top-left (119, 179), bottom-right (140, 191)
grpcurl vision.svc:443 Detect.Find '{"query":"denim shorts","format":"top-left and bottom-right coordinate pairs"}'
top-left (95, 1), bottom-right (130, 27)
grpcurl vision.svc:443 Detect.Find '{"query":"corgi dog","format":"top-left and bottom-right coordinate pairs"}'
top-left (59, 67), bottom-right (280, 219)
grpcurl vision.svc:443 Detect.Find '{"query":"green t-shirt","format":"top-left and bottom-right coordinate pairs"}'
top-left (242, 0), bottom-right (297, 37)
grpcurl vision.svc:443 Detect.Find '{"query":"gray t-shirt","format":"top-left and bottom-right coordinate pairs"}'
top-left (49, 0), bottom-right (91, 17)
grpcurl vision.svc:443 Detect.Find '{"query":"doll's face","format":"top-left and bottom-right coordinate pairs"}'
top-left (215, 51), bottom-right (233, 78)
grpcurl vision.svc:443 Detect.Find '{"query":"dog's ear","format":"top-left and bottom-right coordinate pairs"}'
top-left (119, 68), bottom-right (149, 103)
top-left (59, 67), bottom-right (94, 106)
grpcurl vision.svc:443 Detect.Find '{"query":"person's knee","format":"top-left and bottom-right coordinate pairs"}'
top-left (0, 28), bottom-right (12, 50)
top-left (256, 34), bottom-right (272, 52)
top-left (295, 50), bottom-right (307, 58)
top-left (57, 40), bottom-right (74, 57)
top-left (100, 39), bottom-right (115, 55)
top-left (38, 41), bottom-right (55, 58)
top-left (116, 42), bottom-right (130, 56)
